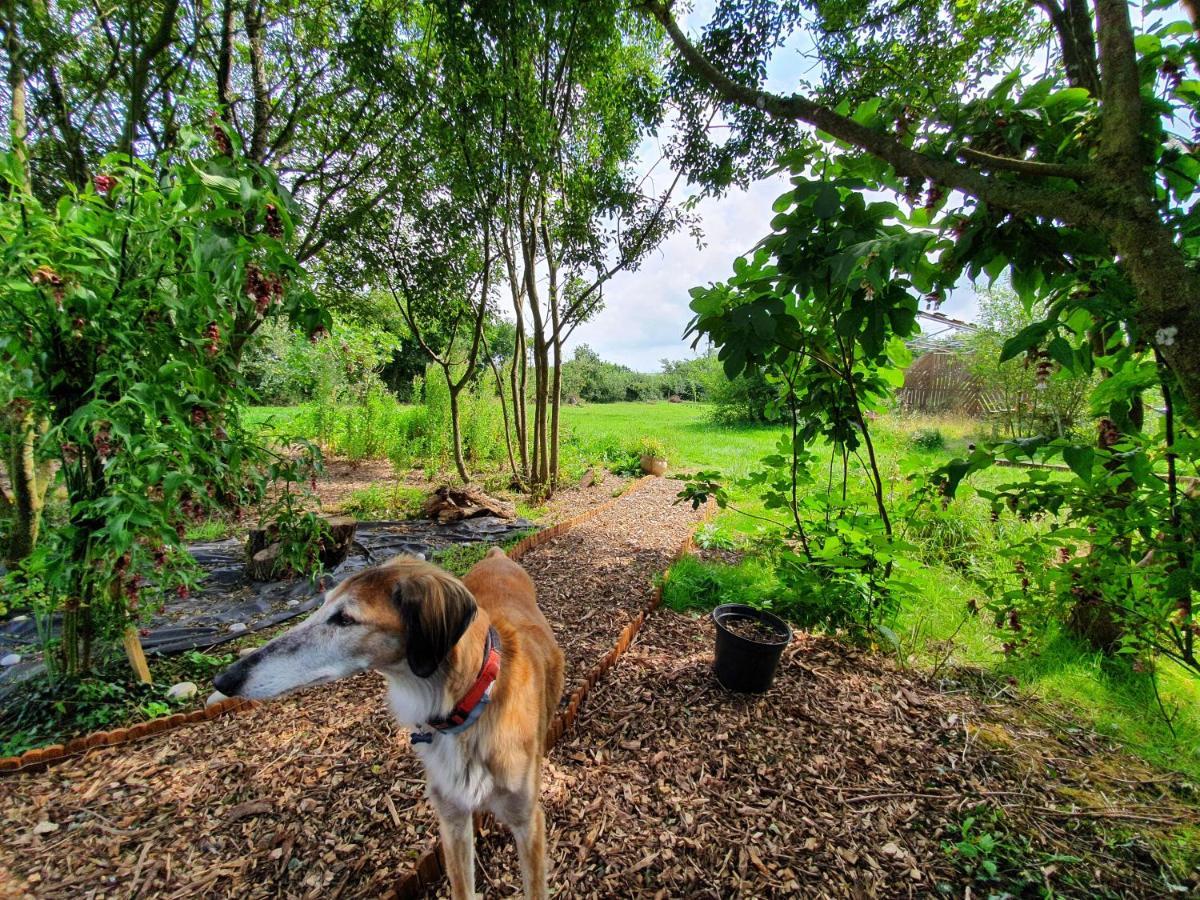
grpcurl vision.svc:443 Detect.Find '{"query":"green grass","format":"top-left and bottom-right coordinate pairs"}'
top-left (897, 560), bottom-right (1200, 779)
top-left (337, 483), bottom-right (425, 519)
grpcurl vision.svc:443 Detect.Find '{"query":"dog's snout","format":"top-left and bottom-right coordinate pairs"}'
top-left (213, 659), bottom-right (249, 696)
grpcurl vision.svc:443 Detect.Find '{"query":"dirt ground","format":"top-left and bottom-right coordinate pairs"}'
top-left (0, 477), bottom-right (702, 899)
top-left (456, 610), bottom-right (1199, 898)
top-left (1, 475), bottom-right (1196, 898)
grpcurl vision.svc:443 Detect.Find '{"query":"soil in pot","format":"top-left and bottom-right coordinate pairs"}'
top-left (721, 615), bottom-right (784, 644)
top-left (712, 604), bottom-right (791, 694)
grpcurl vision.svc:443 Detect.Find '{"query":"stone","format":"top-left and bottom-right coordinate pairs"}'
top-left (286, 599), bottom-right (301, 608)
top-left (206, 690), bottom-right (228, 707)
top-left (32, 821), bottom-right (59, 835)
top-left (238, 647), bottom-right (256, 658)
top-left (165, 681), bottom-right (197, 701)
top-left (1, 653), bottom-right (21, 667)
top-left (229, 622), bottom-right (248, 634)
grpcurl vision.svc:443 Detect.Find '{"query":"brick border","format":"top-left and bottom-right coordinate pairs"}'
top-left (393, 498), bottom-right (713, 898)
top-left (0, 476), bottom-right (656, 777)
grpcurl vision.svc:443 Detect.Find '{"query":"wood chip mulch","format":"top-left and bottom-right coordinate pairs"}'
top-left (0, 476), bottom-right (701, 899)
top-left (454, 608), bottom-right (1199, 899)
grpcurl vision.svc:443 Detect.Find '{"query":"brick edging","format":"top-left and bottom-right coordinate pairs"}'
top-left (0, 476), bottom-right (656, 777)
top-left (393, 494), bottom-right (714, 898)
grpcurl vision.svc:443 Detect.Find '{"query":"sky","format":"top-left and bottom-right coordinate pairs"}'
top-left (562, 4), bottom-right (982, 373)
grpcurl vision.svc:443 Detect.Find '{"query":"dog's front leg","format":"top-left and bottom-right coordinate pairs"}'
top-left (433, 799), bottom-right (477, 900)
top-left (511, 802), bottom-right (548, 900)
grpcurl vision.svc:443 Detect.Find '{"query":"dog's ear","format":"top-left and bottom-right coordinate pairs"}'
top-left (393, 570), bottom-right (477, 678)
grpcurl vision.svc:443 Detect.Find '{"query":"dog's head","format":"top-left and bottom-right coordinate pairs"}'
top-left (213, 556), bottom-right (477, 699)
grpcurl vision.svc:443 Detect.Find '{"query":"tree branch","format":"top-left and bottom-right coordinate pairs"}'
top-left (957, 147), bottom-right (1091, 179)
top-left (640, 0), bottom-right (1101, 229)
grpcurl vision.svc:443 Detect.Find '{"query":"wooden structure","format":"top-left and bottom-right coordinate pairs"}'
top-left (898, 351), bottom-right (980, 414)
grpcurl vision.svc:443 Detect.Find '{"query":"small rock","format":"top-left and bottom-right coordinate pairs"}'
top-left (10, 614), bottom-right (28, 622)
top-left (228, 622), bottom-right (248, 634)
top-left (286, 599), bottom-right (300, 608)
top-left (1, 653), bottom-right (21, 667)
top-left (238, 647), bottom-right (256, 658)
top-left (165, 681), bottom-right (197, 701)
top-left (206, 690), bottom-right (228, 707)
top-left (32, 821), bottom-right (59, 835)
top-left (579, 467), bottom-right (596, 487)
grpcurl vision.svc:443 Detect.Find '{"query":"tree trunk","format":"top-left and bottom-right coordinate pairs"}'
top-left (448, 383), bottom-right (470, 483)
top-left (5, 0), bottom-right (29, 185)
top-left (244, 0), bottom-right (271, 163)
top-left (4, 409), bottom-right (49, 563)
top-left (550, 337), bottom-right (562, 495)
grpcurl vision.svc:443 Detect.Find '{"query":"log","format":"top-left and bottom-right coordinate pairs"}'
top-left (319, 516), bottom-right (358, 569)
top-left (421, 486), bottom-right (515, 524)
top-left (246, 542), bottom-right (283, 582)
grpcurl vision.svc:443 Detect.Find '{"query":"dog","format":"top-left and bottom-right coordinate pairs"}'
top-left (213, 548), bottom-right (565, 899)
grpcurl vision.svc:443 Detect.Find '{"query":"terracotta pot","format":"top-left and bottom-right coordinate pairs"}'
top-left (640, 455), bottom-right (668, 476)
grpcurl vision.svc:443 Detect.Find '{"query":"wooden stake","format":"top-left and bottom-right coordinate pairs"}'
top-left (123, 625), bottom-right (152, 684)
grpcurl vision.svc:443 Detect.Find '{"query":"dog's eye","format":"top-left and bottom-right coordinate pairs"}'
top-left (328, 608), bottom-right (356, 627)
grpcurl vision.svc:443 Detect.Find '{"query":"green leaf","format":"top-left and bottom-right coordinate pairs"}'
top-left (813, 183), bottom-right (840, 219)
top-left (999, 322), bottom-right (1050, 362)
top-left (1062, 445), bottom-right (1094, 482)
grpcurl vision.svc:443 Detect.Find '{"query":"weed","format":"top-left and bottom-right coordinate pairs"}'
top-left (910, 427), bottom-right (945, 450)
top-left (339, 484), bottom-right (425, 520)
top-left (694, 522), bottom-right (736, 551)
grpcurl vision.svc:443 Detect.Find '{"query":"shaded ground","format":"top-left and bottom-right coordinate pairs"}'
top-left (0, 477), bottom-right (702, 898)
top-left (457, 609), bottom-right (1199, 899)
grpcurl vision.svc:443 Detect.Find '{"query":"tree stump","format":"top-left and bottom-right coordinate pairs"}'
top-left (245, 516), bottom-right (358, 581)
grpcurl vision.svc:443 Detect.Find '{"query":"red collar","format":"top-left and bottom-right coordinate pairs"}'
top-left (412, 627), bottom-right (501, 743)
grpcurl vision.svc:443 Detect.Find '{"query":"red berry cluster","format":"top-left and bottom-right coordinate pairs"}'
top-left (1161, 60), bottom-right (1184, 89)
top-left (93, 174), bottom-right (117, 195)
top-left (210, 113), bottom-right (232, 156)
top-left (1034, 355), bottom-right (1052, 389)
top-left (94, 422), bottom-right (114, 458)
top-left (204, 321), bottom-right (221, 356)
top-left (1097, 417), bottom-right (1120, 450)
top-left (309, 325), bottom-right (329, 344)
top-left (264, 204), bottom-right (283, 239)
top-left (924, 185), bottom-right (943, 212)
top-left (124, 574), bottom-right (144, 603)
top-left (903, 176), bottom-right (923, 205)
top-left (245, 263), bottom-right (284, 315)
top-left (191, 406), bottom-right (208, 427)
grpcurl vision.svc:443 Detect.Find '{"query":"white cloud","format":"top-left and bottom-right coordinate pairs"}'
top-left (564, 174), bottom-right (791, 371)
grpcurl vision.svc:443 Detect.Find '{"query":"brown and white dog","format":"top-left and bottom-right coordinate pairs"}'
top-left (213, 549), bottom-right (565, 900)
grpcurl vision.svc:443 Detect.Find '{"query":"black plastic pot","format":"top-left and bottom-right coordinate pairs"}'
top-left (711, 604), bottom-right (792, 694)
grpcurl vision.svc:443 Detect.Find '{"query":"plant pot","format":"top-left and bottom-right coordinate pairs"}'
top-left (711, 604), bottom-right (792, 694)
top-left (640, 455), bottom-right (668, 476)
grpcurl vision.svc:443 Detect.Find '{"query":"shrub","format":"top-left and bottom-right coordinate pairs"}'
top-left (243, 318), bottom-right (398, 406)
top-left (635, 436), bottom-right (669, 459)
top-left (911, 428), bottom-right (946, 450)
top-left (0, 145), bottom-right (326, 677)
top-left (706, 370), bottom-right (782, 425)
